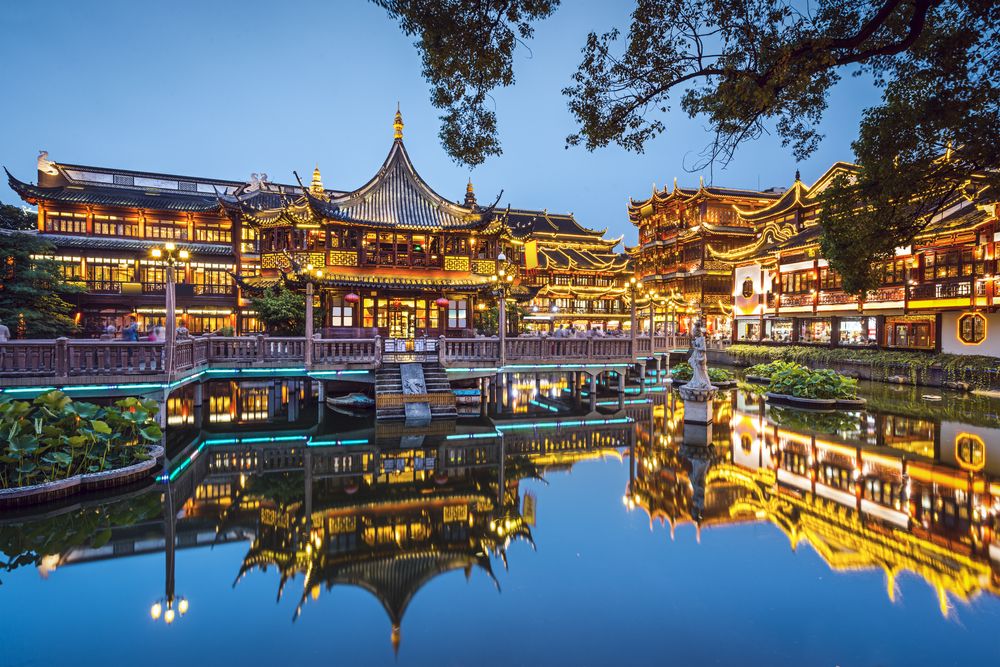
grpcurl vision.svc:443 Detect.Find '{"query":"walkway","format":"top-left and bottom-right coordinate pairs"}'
top-left (0, 334), bottom-right (685, 392)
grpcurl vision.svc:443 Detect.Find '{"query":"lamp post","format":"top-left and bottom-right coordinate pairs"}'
top-left (491, 252), bottom-right (515, 369)
top-left (297, 264), bottom-right (325, 367)
top-left (150, 242), bottom-right (189, 378)
top-left (150, 483), bottom-right (188, 626)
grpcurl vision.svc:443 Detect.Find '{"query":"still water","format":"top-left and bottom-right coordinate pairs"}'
top-left (2, 375), bottom-right (1000, 666)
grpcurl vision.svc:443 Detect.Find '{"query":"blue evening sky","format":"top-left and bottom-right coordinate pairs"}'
top-left (0, 0), bottom-right (881, 244)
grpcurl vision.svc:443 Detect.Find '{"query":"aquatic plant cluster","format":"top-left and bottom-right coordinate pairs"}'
top-left (0, 391), bottom-right (161, 489)
top-left (728, 344), bottom-right (1000, 389)
top-left (767, 364), bottom-right (859, 400)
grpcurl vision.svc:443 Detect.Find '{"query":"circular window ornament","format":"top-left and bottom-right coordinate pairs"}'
top-left (957, 312), bottom-right (987, 345)
top-left (956, 433), bottom-right (985, 471)
top-left (741, 278), bottom-right (755, 298)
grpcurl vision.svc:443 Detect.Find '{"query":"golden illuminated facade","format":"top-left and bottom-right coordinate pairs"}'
top-left (723, 164), bottom-right (999, 354)
top-left (627, 390), bottom-right (1000, 614)
top-left (627, 179), bottom-right (781, 335)
top-left (8, 109), bottom-right (629, 338)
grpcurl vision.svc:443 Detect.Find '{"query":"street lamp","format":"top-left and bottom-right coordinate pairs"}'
top-left (296, 263), bottom-right (325, 367)
top-left (490, 252), bottom-right (516, 368)
top-left (150, 242), bottom-right (190, 377)
top-left (150, 595), bottom-right (189, 625)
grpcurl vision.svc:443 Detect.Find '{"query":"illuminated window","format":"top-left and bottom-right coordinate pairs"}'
top-left (957, 312), bottom-right (986, 345)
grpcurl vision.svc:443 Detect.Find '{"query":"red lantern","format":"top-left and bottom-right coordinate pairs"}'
top-left (344, 292), bottom-right (360, 304)
top-left (435, 296), bottom-right (450, 308)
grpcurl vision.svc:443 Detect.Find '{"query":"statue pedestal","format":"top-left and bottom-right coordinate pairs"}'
top-left (678, 385), bottom-right (716, 425)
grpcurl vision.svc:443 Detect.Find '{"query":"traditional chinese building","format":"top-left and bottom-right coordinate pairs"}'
top-left (6, 109), bottom-right (629, 338)
top-left (501, 208), bottom-right (631, 332)
top-left (720, 162), bottom-right (999, 354)
top-left (627, 179), bottom-right (782, 335)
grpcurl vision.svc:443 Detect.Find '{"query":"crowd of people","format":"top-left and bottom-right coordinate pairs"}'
top-left (100, 316), bottom-right (190, 342)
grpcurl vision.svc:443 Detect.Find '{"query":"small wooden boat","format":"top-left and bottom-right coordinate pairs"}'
top-left (326, 393), bottom-right (375, 410)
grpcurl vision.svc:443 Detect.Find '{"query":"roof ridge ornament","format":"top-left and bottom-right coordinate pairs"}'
top-left (311, 165), bottom-right (325, 196)
top-left (37, 150), bottom-right (58, 176)
top-left (394, 103), bottom-right (404, 140)
top-left (464, 178), bottom-right (477, 208)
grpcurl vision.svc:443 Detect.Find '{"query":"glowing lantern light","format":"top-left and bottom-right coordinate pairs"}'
top-left (344, 292), bottom-right (360, 304)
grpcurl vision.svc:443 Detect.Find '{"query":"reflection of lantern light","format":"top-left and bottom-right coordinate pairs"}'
top-left (435, 296), bottom-right (450, 308)
top-left (344, 292), bottom-right (360, 304)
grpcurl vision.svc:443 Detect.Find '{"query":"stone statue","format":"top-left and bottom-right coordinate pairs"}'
top-left (687, 319), bottom-right (712, 390)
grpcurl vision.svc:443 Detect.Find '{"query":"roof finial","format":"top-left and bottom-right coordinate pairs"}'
top-left (673, 176), bottom-right (678, 191)
top-left (699, 174), bottom-right (705, 188)
top-left (310, 164), bottom-right (324, 195)
top-left (794, 169), bottom-right (801, 182)
top-left (393, 103), bottom-right (404, 140)
top-left (464, 178), bottom-right (477, 208)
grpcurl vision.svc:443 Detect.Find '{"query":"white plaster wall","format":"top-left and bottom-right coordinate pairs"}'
top-left (940, 312), bottom-right (1000, 357)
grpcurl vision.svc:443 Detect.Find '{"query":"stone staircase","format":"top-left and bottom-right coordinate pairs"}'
top-left (375, 362), bottom-right (457, 421)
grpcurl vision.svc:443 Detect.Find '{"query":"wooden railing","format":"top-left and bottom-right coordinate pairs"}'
top-left (0, 333), bottom-right (678, 381)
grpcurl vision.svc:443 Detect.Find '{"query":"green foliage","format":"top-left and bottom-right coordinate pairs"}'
top-left (768, 365), bottom-right (858, 400)
top-left (0, 489), bottom-right (161, 582)
top-left (670, 361), bottom-right (733, 383)
top-left (373, 0), bottom-right (560, 166)
top-left (0, 392), bottom-right (161, 489)
top-left (0, 230), bottom-right (80, 338)
top-left (0, 202), bottom-right (34, 230)
top-left (477, 303), bottom-right (499, 336)
top-left (248, 284), bottom-right (307, 336)
top-left (745, 360), bottom-right (806, 379)
top-left (728, 343), bottom-right (1000, 390)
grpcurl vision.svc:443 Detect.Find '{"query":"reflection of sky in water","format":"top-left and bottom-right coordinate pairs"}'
top-left (2, 377), bottom-right (1000, 667)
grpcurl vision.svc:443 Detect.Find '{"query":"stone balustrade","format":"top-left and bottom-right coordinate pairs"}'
top-left (0, 333), bottom-right (675, 383)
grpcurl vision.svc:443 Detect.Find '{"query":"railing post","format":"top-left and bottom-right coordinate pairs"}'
top-left (55, 337), bottom-right (68, 378)
top-left (256, 334), bottom-right (266, 363)
top-left (438, 335), bottom-right (446, 366)
top-left (374, 335), bottom-right (382, 367)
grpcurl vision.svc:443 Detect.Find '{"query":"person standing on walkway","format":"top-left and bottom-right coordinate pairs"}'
top-left (123, 316), bottom-right (139, 342)
top-left (0, 318), bottom-right (10, 342)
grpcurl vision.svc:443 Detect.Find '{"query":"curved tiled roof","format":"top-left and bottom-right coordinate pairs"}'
top-left (6, 168), bottom-right (225, 213)
top-left (325, 139), bottom-right (483, 230)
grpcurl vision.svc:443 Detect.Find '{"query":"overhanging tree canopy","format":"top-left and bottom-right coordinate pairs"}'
top-left (376, 0), bottom-right (999, 294)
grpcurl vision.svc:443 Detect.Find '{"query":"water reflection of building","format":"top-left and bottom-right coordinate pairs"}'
top-left (23, 396), bottom-right (635, 650)
top-left (626, 390), bottom-right (1000, 615)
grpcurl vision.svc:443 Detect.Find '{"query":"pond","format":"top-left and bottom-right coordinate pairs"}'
top-left (2, 375), bottom-right (999, 666)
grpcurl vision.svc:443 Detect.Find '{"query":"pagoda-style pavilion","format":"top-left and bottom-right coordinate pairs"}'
top-left (226, 109), bottom-right (503, 339)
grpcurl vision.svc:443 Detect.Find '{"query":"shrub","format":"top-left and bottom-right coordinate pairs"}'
top-left (671, 362), bottom-right (734, 383)
top-left (0, 391), bottom-right (162, 489)
top-left (745, 360), bottom-right (806, 379)
top-left (727, 344), bottom-right (1000, 389)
